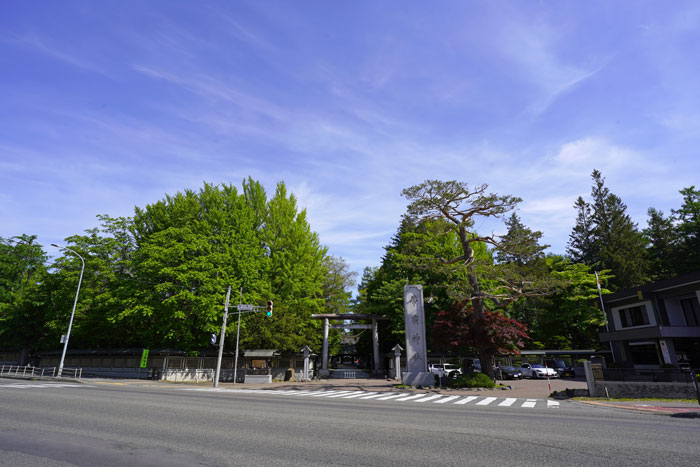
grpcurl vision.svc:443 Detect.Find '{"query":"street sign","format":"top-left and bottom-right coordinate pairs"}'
top-left (237, 304), bottom-right (254, 311)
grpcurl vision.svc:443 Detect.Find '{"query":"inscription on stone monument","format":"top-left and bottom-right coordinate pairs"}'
top-left (403, 284), bottom-right (428, 374)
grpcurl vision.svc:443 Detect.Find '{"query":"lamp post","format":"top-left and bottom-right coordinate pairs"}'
top-left (51, 243), bottom-right (85, 377)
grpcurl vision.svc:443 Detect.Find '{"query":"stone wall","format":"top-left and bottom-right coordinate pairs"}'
top-left (594, 381), bottom-right (697, 399)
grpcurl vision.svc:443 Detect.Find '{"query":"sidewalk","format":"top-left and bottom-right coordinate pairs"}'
top-left (577, 399), bottom-right (700, 417)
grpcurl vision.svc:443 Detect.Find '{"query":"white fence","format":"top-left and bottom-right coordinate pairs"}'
top-left (0, 365), bottom-right (82, 379)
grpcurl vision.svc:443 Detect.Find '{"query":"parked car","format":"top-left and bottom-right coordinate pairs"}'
top-left (519, 363), bottom-right (558, 379)
top-left (498, 366), bottom-right (522, 380)
top-left (429, 363), bottom-right (462, 377)
top-left (545, 359), bottom-right (576, 378)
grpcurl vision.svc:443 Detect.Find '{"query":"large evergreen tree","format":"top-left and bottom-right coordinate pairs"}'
top-left (673, 186), bottom-right (700, 274)
top-left (643, 208), bottom-right (677, 281)
top-left (567, 196), bottom-right (596, 265)
top-left (568, 170), bottom-right (647, 290)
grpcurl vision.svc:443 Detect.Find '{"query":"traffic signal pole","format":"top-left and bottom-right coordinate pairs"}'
top-left (233, 287), bottom-right (243, 386)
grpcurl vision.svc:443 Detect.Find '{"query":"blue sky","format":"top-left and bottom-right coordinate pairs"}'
top-left (2, 1), bottom-right (699, 279)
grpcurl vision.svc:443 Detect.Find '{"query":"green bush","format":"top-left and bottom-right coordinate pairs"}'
top-left (451, 372), bottom-right (495, 389)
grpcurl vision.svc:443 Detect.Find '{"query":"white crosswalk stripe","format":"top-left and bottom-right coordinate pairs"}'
top-left (176, 388), bottom-right (560, 409)
top-left (413, 394), bottom-right (443, 403)
top-left (476, 397), bottom-right (497, 406)
top-left (434, 395), bottom-right (460, 404)
top-left (359, 393), bottom-right (386, 400)
top-left (343, 392), bottom-right (377, 399)
top-left (376, 393), bottom-right (406, 401)
top-left (454, 396), bottom-right (479, 405)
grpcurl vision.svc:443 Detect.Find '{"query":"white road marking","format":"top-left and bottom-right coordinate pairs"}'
top-left (343, 392), bottom-right (377, 399)
top-left (376, 393), bottom-right (406, 401)
top-left (0, 383), bottom-right (85, 389)
top-left (359, 393), bottom-right (387, 400)
top-left (454, 396), bottom-right (479, 405)
top-left (433, 395), bottom-right (460, 404)
top-left (498, 398), bottom-right (517, 407)
top-left (308, 391), bottom-right (343, 397)
top-left (476, 397), bottom-right (497, 406)
top-left (396, 394), bottom-right (427, 402)
top-left (413, 394), bottom-right (444, 403)
top-left (327, 391), bottom-right (364, 398)
top-left (171, 388), bottom-right (559, 410)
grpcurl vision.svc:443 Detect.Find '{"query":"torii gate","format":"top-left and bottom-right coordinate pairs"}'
top-left (310, 313), bottom-right (389, 377)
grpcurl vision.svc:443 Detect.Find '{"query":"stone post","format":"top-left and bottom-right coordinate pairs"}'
top-left (392, 344), bottom-right (403, 380)
top-left (301, 345), bottom-right (312, 381)
top-left (583, 360), bottom-right (596, 397)
top-left (372, 319), bottom-right (382, 376)
top-left (321, 318), bottom-right (329, 377)
top-left (402, 285), bottom-right (433, 386)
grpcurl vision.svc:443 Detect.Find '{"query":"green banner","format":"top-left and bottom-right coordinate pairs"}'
top-left (140, 349), bottom-right (150, 368)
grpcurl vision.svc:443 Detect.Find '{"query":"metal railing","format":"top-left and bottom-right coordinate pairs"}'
top-left (0, 365), bottom-right (82, 379)
top-left (598, 367), bottom-right (699, 383)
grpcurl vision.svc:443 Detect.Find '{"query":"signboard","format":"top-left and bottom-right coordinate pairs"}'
top-left (140, 349), bottom-right (149, 368)
top-left (237, 304), bottom-right (254, 311)
top-left (341, 336), bottom-right (359, 345)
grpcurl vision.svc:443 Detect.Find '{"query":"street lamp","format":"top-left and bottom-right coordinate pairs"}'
top-left (51, 243), bottom-right (85, 377)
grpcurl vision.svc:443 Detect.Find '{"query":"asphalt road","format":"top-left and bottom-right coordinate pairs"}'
top-left (1, 380), bottom-right (699, 466)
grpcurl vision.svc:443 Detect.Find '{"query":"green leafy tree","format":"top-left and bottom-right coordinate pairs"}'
top-left (525, 256), bottom-right (613, 349)
top-left (0, 235), bottom-right (49, 361)
top-left (243, 181), bottom-right (327, 352)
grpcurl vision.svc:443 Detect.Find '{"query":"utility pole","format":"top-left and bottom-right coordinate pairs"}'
top-left (233, 287), bottom-right (243, 385)
top-left (213, 286), bottom-right (232, 388)
top-left (595, 271), bottom-right (616, 363)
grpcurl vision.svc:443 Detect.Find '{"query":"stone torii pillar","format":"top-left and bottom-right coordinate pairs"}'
top-left (321, 318), bottom-right (329, 377)
top-left (372, 318), bottom-right (383, 376)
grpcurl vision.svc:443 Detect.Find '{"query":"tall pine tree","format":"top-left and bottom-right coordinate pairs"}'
top-left (568, 170), bottom-right (647, 290)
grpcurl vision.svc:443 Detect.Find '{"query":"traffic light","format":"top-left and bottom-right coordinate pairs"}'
top-left (266, 300), bottom-right (273, 317)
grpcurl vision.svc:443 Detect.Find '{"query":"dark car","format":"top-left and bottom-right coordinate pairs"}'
top-left (546, 359), bottom-right (576, 378)
top-left (498, 366), bottom-right (522, 380)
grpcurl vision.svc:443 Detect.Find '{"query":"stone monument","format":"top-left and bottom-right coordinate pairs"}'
top-left (402, 284), bottom-right (434, 386)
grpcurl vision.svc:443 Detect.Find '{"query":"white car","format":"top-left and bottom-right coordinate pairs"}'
top-left (519, 363), bottom-right (558, 379)
top-left (430, 364), bottom-right (462, 377)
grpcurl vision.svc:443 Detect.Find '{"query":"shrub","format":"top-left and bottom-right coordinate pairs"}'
top-left (451, 372), bottom-right (495, 389)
